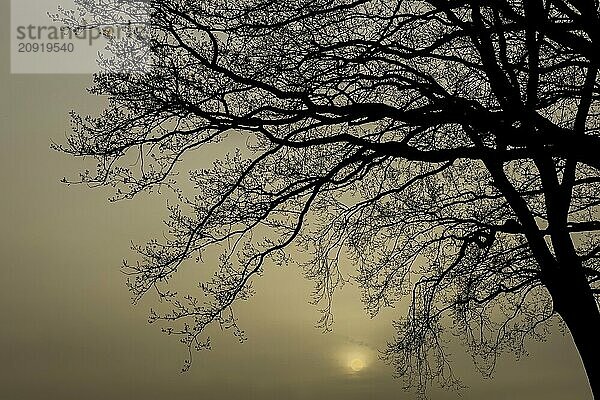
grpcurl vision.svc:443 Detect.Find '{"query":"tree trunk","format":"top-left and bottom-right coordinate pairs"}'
top-left (551, 272), bottom-right (600, 399)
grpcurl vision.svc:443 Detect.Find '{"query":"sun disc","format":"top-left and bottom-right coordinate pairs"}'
top-left (350, 358), bottom-right (364, 372)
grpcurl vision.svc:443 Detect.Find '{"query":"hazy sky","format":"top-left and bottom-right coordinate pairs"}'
top-left (0, 1), bottom-right (594, 398)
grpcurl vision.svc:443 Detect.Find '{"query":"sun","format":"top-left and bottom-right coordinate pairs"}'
top-left (350, 358), bottom-right (365, 372)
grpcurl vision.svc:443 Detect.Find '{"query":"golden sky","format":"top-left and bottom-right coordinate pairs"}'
top-left (0, 0), bottom-right (593, 398)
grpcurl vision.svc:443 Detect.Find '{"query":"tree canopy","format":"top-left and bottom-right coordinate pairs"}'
top-left (57, 0), bottom-right (600, 397)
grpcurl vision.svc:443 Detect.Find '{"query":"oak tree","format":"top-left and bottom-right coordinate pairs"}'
top-left (57, 0), bottom-right (600, 396)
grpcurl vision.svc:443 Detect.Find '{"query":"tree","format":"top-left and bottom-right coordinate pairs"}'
top-left (56, 0), bottom-right (600, 397)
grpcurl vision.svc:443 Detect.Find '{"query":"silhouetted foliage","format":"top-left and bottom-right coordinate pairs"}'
top-left (56, 0), bottom-right (600, 397)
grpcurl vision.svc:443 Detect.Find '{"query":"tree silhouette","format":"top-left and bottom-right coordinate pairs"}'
top-left (57, 0), bottom-right (600, 397)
